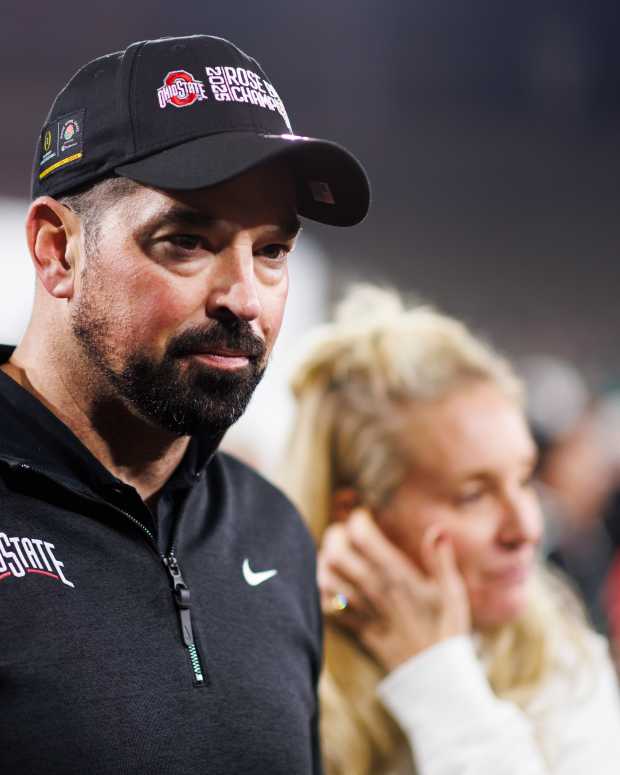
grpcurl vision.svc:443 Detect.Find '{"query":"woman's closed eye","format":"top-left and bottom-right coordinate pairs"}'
top-left (455, 485), bottom-right (488, 506)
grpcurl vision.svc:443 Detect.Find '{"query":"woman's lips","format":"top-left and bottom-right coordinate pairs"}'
top-left (486, 564), bottom-right (532, 585)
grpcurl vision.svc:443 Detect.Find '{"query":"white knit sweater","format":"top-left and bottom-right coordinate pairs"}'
top-left (377, 632), bottom-right (620, 775)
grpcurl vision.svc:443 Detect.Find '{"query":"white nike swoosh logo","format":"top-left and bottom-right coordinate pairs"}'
top-left (242, 558), bottom-right (278, 587)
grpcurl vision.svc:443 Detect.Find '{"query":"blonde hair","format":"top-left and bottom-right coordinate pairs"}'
top-left (282, 285), bottom-right (589, 775)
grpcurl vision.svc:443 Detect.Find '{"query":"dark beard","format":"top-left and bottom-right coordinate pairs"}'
top-left (72, 300), bottom-right (267, 437)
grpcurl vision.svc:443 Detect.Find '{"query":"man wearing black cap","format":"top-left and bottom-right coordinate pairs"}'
top-left (0, 35), bottom-right (369, 774)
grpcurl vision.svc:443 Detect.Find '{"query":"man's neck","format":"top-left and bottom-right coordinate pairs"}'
top-left (1, 354), bottom-right (191, 505)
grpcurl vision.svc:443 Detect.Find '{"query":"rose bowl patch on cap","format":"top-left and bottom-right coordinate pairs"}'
top-left (38, 109), bottom-right (85, 182)
top-left (31, 34), bottom-right (370, 227)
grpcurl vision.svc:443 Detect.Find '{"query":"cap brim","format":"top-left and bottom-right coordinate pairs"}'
top-left (115, 132), bottom-right (370, 227)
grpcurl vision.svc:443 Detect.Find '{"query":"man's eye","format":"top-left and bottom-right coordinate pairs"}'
top-left (258, 244), bottom-right (290, 261)
top-left (168, 234), bottom-right (203, 251)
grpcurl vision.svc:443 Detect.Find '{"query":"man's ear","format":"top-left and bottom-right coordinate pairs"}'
top-left (26, 196), bottom-right (82, 300)
top-left (331, 487), bottom-right (361, 524)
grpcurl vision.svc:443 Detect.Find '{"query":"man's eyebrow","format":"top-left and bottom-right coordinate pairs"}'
top-left (142, 206), bottom-right (217, 233)
top-left (141, 207), bottom-right (302, 239)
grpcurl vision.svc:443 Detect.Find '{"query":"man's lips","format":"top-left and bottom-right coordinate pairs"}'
top-left (185, 348), bottom-right (252, 370)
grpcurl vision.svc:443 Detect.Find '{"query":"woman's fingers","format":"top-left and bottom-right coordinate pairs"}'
top-left (419, 524), bottom-right (443, 576)
top-left (420, 525), bottom-right (471, 633)
top-left (317, 557), bottom-right (375, 617)
top-left (346, 509), bottom-right (426, 585)
top-left (421, 526), bottom-right (460, 590)
top-left (327, 510), bottom-right (432, 618)
top-left (321, 522), bottom-right (374, 587)
top-left (319, 523), bottom-right (385, 616)
top-left (320, 515), bottom-right (421, 618)
top-left (319, 514), bottom-right (471, 669)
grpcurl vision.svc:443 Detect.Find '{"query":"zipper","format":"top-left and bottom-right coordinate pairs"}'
top-left (117, 507), bottom-right (155, 544)
top-left (163, 552), bottom-right (206, 685)
top-left (3, 459), bottom-right (205, 686)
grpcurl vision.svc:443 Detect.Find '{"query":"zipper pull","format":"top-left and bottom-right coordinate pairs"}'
top-left (163, 554), bottom-right (205, 684)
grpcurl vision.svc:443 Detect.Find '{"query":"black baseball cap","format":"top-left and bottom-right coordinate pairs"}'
top-left (31, 35), bottom-right (370, 227)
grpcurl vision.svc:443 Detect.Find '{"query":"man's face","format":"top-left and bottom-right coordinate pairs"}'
top-left (70, 162), bottom-right (299, 436)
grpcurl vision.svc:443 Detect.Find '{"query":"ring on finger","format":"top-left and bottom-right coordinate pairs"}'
top-left (326, 592), bottom-right (349, 614)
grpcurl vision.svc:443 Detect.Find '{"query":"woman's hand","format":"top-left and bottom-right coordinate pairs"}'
top-left (318, 509), bottom-right (471, 671)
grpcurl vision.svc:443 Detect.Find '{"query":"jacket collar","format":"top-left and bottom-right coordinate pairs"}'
top-left (0, 344), bottom-right (215, 499)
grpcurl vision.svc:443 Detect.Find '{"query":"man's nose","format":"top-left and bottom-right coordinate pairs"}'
top-left (205, 246), bottom-right (261, 322)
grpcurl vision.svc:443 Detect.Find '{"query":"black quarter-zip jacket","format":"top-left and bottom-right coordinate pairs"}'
top-left (0, 347), bottom-right (322, 774)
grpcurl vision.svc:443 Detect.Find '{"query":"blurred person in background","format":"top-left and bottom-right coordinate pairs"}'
top-left (598, 392), bottom-right (620, 667)
top-left (522, 356), bottom-right (620, 635)
top-left (282, 285), bottom-right (620, 775)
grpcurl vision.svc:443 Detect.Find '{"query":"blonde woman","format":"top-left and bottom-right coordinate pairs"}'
top-left (283, 285), bottom-right (620, 775)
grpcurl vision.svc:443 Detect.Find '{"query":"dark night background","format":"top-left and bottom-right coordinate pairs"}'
top-left (2, 1), bottom-right (619, 382)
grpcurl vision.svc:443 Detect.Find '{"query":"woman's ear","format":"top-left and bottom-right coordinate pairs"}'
top-left (26, 196), bottom-right (81, 300)
top-left (331, 488), bottom-right (361, 524)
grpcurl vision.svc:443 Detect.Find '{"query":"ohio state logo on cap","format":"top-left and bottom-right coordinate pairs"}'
top-left (157, 70), bottom-right (208, 109)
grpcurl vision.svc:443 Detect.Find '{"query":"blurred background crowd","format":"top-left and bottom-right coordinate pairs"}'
top-left (2, 0), bottom-right (620, 664)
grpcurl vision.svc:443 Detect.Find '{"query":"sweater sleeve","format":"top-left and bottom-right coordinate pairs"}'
top-left (376, 634), bottom-right (620, 775)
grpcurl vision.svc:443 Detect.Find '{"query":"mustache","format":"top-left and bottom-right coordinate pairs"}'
top-left (167, 320), bottom-right (267, 361)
